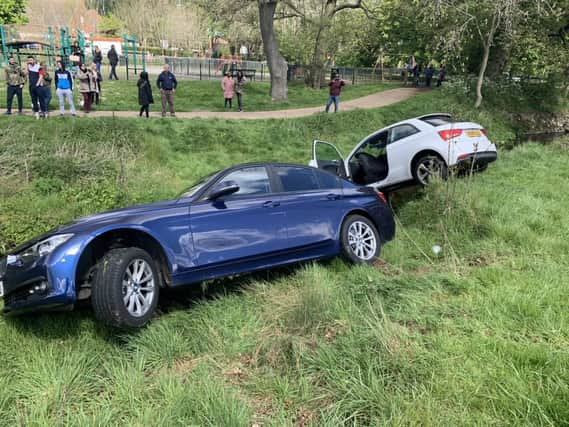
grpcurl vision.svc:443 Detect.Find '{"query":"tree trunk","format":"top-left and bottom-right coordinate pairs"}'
top-left (308, 23), bottom-right (329, 89)
top-left (475, 41), bottom-right (490, 108)
top-left (258, 0), bottom-right (288, 101)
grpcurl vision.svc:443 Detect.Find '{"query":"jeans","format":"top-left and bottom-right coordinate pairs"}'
top-left (29, 86), bottom-right (41, 113)
top-left (224, 97), bottom-right (233, 108)
top-left (82, 92), bottom-right (92, 112)
top-left (6, 85), bottom-right (23, 112)
top-left (325, 95), bottom-right (340, 113)
top-left (236, 92), bottom-right (243, 111)
top-left (56, 88), bottom-right (76, 115)
top-left (160, 90), bottom-right (175, 114)
top-left (38, 86), bottom-right (51, 114)
top-left (96, 62), bottom-right (101, 73)
top-left (109, 64), bottom-right (118, 80)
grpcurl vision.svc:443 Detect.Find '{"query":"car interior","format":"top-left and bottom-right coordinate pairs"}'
top-left (349, 131), bottom-right (389, 185)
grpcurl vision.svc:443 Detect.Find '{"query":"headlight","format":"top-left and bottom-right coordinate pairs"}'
top-left (19, 234), bottom-right (74, 259)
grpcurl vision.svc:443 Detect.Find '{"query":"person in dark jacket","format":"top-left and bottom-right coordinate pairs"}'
top-left (108, 45), bottom-right (119, 80)
top-left (54, 60), bottom-right (76, 116)
top-left (137, 71), bottom-right (154, 118)
top-left (93, 46), bottom-right (103, 73)
top-left (4, 56), bottom-right (26, 115)
top-left (436, 65), bottom-right (447, 87)
top-left (37, 61), bottom-right (53, 118)
top-left (27, 56), bottom-right (41, 119)
top-left (325, 74), bottom-right (345, 113)
top-left (425, 64), bottom-right (434, 87)
top-left (156, 64), bottom-right (177, 117)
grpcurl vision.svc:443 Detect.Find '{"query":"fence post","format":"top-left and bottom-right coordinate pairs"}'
top-left (187, 58), bottom-right (189, 76)
top-left (261, 64), bottom-right (264, 81)
top-left (352, 68), bottom-right (356, 85)
top-left (208, 59), bottom-right (211, 80)
top-left (200, 63), bottom-right (202, 80)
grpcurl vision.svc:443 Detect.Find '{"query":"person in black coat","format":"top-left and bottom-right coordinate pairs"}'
top-left (137, 71), bottom-right (154, 118)
top-left (108, 45), bottom-right (119, 80)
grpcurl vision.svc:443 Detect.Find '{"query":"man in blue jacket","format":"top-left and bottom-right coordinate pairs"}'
top-left (156, 64), bottom-right (177, 117)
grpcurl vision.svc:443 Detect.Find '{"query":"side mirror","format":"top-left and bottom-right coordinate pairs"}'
top-left (208, 180), bottom-right (240, 200)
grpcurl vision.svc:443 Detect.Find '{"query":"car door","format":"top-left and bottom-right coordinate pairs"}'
top-left (383, 123), bottom-right (422, 184)
top-left (310, 140), bottom-right (349, 179)
top-left (189, 165), bottom-right (287, 266)
top-left (274, 165), bottom-right (345, 249)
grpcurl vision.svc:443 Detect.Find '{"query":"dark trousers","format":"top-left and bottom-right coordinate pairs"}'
top-left (29, 85), bottom-right (41, 113)
top-left (82, 92), bottom-right (92, 113)
top-left (6, 85), bottom-right (23, 112)
top-left (109, 65), bottom-right (119, 80)
top-left (38, 86), bottom-right (51, 113)
top-left (425, 77), bottom-right (432, 87)
top-left (139, 104), bottom-right (149, 117)
top-left (236, 92), bottom-right (243, 111)
top-left (224, 97), bottom-right (232, 108)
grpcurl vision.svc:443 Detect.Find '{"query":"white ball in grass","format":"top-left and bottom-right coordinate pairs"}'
top-left (431, 245), bottom-right (442, 255)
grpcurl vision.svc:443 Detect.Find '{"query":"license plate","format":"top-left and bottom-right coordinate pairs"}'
top-left (0, 281), bottom-right (3, 298)
top-left (466, 130), bottom-right (482, 137)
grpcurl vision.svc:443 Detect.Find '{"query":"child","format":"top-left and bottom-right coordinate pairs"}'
top-left (137, 71), bottom-right (154, 118)
top-left (221, 71), bottom-right (235, 109)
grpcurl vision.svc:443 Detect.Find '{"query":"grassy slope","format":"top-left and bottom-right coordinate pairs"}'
top-left (0, 89), bottom-right (568, 425)
top-left (0, 79), bottom-right (397, 113)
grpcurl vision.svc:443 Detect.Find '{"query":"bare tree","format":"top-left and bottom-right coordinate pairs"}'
top-left (259, 0), bottom-right (288, 101)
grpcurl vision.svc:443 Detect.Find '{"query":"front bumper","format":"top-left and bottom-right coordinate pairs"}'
top-left (0, 248), bottom-right (79, 314)
top-left (456, 151), bottom-right (497, 167)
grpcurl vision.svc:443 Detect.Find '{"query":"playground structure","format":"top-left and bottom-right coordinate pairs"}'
top-left (1, 24), bottom-right (146, 79)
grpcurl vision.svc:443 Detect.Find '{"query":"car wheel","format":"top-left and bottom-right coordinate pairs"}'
top-left (413, 154), bottom-right (448, 185)
top-left (340, 215), bottom-right (381, 264)
top-left (92, 247), bottom-right (160, 328)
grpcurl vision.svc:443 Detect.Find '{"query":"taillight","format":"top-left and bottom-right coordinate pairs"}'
top-left (375, 190), bottom-right (387, 203)
top-left (438, 129), bottom-right (463, 141)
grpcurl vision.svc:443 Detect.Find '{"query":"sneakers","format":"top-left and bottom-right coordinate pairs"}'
top-left (34, 112), bottom-right (40, 120)
top-left (3, 111), bottom-right (11, 115)
top-left (162, 112), bottom-right (167, 117)
top-left (170, 113), bottom-right (176, 117)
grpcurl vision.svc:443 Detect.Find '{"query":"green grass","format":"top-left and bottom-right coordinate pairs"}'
top-left (0, 88), bottom-right (568, 425)
top-left (0, 79), bottom-right (397, 113)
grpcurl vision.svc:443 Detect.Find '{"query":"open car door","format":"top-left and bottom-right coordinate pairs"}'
top-left (310, 140), bottom-right (349, 180)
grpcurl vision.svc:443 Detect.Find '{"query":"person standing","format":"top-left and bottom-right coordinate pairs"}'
top-left (425, 64), bottom-right (434, 87)
top-left (108, 44), bottom-right (119, 80)
top-left (54, 60), bottom-right (76, 116)
top-left (137, 71), bottom-right (154, 118)
top-left (77, 63), bottom-right (94, 114)
top-left (27, 56), bottom-right (41, 119)
top-left (4, 56), bottom-right (26, 115)
top-left (157, 64), bottom-right (177, 117)
top-left (325, 74), bottom-right (345, 113)
top-left (221, 72), bottom-right (235, 109)
top-left (37, 61), bottom-right (53, 118)
top-left (235, 70), bottom-right (247, 112)
top-left (93, 46), bottom-right (103, 73)
top-left (90, 63), bottom-right (101, 105)
top-left (436, 65), bottom-right (447, 87)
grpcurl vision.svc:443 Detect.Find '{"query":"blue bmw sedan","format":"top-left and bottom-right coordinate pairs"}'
top-left (0, 163), bottom-right (395, 328)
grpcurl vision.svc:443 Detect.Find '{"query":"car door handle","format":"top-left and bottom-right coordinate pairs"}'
top-left (263, 200), bottom-right (280, 208)
top-left (326, 194), bottom-right (341, 201)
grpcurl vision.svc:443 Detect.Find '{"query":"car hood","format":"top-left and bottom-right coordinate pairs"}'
top-left (7, 199), bottom-right (181, 255)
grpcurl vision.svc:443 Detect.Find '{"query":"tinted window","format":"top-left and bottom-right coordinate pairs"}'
top-left (221, 166), bottom-right (271, 196)
top-left (420, 115), bottom-right (453, 126)
top-left (314, 169), bottom-right (342, 189)
top-left (276, 166), bottom-right (319, 192)
top-left (389, 124), bottom-right (420, 144)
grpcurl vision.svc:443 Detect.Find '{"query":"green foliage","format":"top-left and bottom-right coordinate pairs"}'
top-left (0, 0), bottom-right (27, 24)
top-left (98, 13), bottom-right (124, 36)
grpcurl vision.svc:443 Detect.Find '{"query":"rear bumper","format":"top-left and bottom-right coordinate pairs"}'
top-left (456, 151), bottom-right (497, 166)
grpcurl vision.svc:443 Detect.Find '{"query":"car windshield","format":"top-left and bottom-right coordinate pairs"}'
top-left (179, 171), bottom-right (219, 198)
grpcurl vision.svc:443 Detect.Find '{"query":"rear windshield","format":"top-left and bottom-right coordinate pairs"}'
top-left (420, 115), bottom-right (454, 126)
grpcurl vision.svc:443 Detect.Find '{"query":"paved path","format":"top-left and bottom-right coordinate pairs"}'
top-left (26, 87), bottom-right (424, 121)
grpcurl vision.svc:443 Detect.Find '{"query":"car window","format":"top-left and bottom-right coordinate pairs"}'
top-left (220, 166), bottom-right (271, 196)
top-left (389, 124), bottom-right (420, 144)
top-left (314, 169), bottom-right (342, 189)
top-left (179, 170), bottom-right (219, 198)
top-left (275, 166), bottom-right (320, 192)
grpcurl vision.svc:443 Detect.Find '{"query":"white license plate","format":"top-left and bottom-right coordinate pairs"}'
top-left (0, 281), bottom-right (4, 298)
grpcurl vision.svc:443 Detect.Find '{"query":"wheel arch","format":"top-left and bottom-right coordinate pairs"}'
top-left (410, 149), bottom-right (447, 176)
top-left (74, 227), bottom-right (173, 291)
top-left (340, 209), bottom-right (378, 236)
